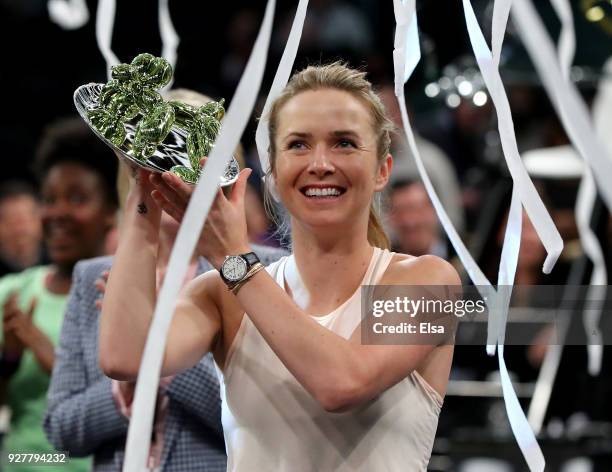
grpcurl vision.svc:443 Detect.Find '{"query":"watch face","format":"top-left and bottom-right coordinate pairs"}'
top-left (222, 256), bottom-right (248, 282)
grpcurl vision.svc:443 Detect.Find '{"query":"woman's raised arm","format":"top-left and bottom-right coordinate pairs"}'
top-left (99, 169), bottom-right (220, 380)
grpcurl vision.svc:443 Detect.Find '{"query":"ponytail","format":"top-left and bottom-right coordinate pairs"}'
top-left (367, 204), bottom-right (390, 249)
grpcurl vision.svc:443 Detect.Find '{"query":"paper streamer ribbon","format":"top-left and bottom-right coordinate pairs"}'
top-left (463, 0), bottom-right (563, 277)
top-left (48, 0), bottom-right (89, 30)
top-left (466, 1), bottom-right (553, 468)
top-left (95, 0), bottom-right (178, 83)
top-left (95, 0), bottom-right (119, 79)
top-left (487, 4), bottom-right (545, 468)
top-left (393, 0), bottom-right (549, 468)
top-left (580, 56), bottom-right (612, 374)
top-left (576, 170), bottom-right (606, 375)
top-left (121, 1), bottom-right (277, 470)
top-left (548, 0), bottom-right (606, 376)
top-left (255, 0), bottom-right (309, 200)
top-left (158, 0), bottom-right (179, 91)
top-left (511, 0), bottom-right (612, 211)
top-left (549, 0), bottom-right (575, 76)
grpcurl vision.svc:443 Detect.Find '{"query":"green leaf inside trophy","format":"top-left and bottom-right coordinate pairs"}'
top-left (171, 165), bottom-right (199, 184)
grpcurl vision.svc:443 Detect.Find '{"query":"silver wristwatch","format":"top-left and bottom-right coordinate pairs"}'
top-left (219, 252), bottom-right (260, 287)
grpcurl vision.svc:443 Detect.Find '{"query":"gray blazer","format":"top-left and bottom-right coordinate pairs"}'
top-left (44, 245), bottom-right (287, 471)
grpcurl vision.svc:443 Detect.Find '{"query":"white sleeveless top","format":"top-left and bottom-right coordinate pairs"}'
top-left (215, 248), bottom-right (443, 471)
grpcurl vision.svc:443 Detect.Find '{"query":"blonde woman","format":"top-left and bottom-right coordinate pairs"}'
top-left (100, 64), bottom-right (459, 471)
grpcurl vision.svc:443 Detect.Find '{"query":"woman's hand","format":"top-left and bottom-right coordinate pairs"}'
top-left (2, 293), bottom-right (55, 373)
top-left (149, 158), bottom-right (252, 269)
top-left (2, 293), bottom-right (26, 358)
top-left (94, 270), bottom-right (110, 310)
top-left (3, 294), bottom-right (37, 348)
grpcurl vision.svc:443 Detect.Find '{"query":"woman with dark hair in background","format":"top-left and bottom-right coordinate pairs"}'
top-left (0, 118), bottom-right (118, 471)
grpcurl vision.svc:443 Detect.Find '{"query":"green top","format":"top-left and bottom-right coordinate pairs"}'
top-left (0, 266), bottom-right (91, 471)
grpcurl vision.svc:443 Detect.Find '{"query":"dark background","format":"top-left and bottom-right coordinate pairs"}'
top-left (1, 0), bottom-right (610, 183)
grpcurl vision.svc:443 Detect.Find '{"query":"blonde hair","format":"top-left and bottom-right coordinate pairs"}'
top-left (265, 63), bottom-right (394, 249)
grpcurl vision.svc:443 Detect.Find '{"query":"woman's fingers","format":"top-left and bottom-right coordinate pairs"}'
top-left (26, 298), bottom-right (37, 319)
top-left (95, 277), bottom-right (107, 295)
top-left (160, 172), bottom-right (193, 202)
top-left (151, 190), bottom-right (185, 222)
top-left (3, 293), bottom-right (17, 312)
top-left (3, 295), bottom-right (21, 322)
top-left (230, 168), bottom-right (252, 204)
top-left (151, 173), bottom-right (193, 211)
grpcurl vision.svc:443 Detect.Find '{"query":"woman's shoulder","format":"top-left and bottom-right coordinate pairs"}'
top-left (0, 266), bottom-right (51, 314)
top-left (0, 265), bottom-right (50, 294)
top-left (382, 252), bottom-right (460, 286)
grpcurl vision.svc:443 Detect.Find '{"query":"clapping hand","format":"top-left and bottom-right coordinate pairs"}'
top-left (3, 293), bottom-right (37, 350)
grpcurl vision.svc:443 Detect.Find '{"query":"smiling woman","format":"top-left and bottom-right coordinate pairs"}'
top-left (0, 118), bottom-right (117, 472)
top-left (267, 63), bottom-right (395, 250)
top-left (100, 63), bottom-right (459, 472)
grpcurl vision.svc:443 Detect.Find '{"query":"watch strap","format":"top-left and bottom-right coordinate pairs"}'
top-left (242, 252), bottom-right (260, 268)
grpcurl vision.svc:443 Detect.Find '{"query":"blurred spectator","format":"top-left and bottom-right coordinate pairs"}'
top-left (378, 84), bottom-right (465, 234)
top-left (387, 179), bottom-right (447, 258)
top-left (0, 117), bottom-right (117, 471)
top-left (0, 181), bottom-right (44, 277)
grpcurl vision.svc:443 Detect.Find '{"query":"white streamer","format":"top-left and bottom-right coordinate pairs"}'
top-left (511, 0), bottom-right (612, 210)
top-left (48, 0), bottom-right (89, 30)
top-left (498, 344), bottom-right (545, 471)
top-left (95, 0), bottom-right (119, 78)
top-left (255, 0), bottom-right (309, 200)
top-left (462, 1), bottom-right (551, 468)
top-left (579, 55), bottom-right (612, 375)
top-left (393, 0), bottom-right (549, 468)
top-left (158, 0), bottom-right (179, 90)
top-left (122, 1), bottom-right (277, 470)
top-left (549, 0), bottom-right (575, 79)
top-left (576, 171), bottom-right (606, 375)
top-left (548, 0), bottom-right (606, 376)
top-left (462, 0), bottom-right (563, 276)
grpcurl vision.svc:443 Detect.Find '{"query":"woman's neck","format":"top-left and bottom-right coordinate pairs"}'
top-left (45, 265), bottom-right (74, 295)
top-left (288, 220), bottom-right (375, 314)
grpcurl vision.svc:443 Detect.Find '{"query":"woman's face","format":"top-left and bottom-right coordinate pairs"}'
top-left (273, 89), bottom-right (391, 231)
top-left (41, 162), bottom-right (115, 268)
